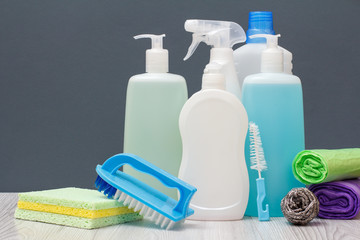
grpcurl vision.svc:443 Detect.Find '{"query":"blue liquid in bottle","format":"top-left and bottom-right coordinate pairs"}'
top-left (242, 78), bottom-right (305, 217)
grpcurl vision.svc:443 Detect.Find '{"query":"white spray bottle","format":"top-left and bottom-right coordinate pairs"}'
top-left (178, 62), bottom-right (249, 220)
top-left (183, 19), bottom-right (246, 99)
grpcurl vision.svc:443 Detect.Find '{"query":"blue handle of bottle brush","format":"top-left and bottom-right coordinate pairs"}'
top-left (99, 153), bottom-right (197, 217)
top-left (256, 178), bottom-right (270, 221)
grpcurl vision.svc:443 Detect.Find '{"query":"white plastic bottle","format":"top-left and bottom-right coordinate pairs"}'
top-left (234, 11), bottom-right (293, 89)
top-left (123, 34), bottom-right (188, 200)
top-left (178, 63), bottom-right (249, 220)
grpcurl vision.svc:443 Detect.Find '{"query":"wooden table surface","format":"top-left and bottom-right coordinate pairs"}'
top-left (2, 193), bottom-right (360, 240)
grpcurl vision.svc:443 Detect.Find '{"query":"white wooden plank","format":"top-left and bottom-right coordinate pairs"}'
top-left (2, 193), bottom-right (360, 240)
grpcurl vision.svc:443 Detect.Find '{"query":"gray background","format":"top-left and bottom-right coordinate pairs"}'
top-left (0, 0), bottom-right (359, 192)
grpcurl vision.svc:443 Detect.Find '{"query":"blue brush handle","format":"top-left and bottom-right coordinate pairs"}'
top-left (100, 153), bottom-right (197, 216)
top-left (256, 178), bottom-right (270, 221)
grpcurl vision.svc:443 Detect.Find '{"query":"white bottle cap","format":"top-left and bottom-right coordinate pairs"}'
top-left (134, 34), bottom-right (169, 73)
top-left (202, 63), bottom-right (226, 90)
top-left (250, 34), bottom-right (283, 73)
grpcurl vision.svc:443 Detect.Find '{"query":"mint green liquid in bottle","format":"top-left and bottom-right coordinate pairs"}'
top-left (241, 34), bottom-right (305, 217)
top-left (123, 34), bottom-right (187, 200)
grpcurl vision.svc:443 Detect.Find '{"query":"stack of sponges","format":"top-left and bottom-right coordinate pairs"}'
top-left (15, 187), bottom-right (142, 229)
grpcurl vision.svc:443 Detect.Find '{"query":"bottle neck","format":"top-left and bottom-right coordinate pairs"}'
top-left (146, 49), bottom-right (169, 73)
top-left (202, 72), bottom-right (226, 90)
top-left (210, 48), bottom-right (234, 63)
top-left (261, 50), bottom-right (284, 73)
top-left (261, 65), bottom-right (283, 73)
top-left (246, 11), bottom-right (275, 43)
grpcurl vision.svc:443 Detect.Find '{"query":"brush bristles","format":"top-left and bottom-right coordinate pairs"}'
top-left (113, 189), bottom-right (181, 230)
top-left (95, 176), bottom-right (117, 198)
top-left (94, 175), bottom-right (183, 230)
top-left (249, 122), bottom-right (267, 173)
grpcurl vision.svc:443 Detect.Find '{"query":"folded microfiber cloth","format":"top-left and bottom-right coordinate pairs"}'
top-left (308, 178), bottom-right (360, 219)
top-left (292, 148), bottom-right (360, 185)
top-left (15, 187), bottom-right (142, 229)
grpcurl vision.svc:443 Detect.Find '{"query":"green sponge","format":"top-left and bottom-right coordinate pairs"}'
top-left (18, 187), bottom-right (125, 210)
top-left (15, 187), bottom-right (142, 229)
top-left (15, 209), bottom-right (141, 229)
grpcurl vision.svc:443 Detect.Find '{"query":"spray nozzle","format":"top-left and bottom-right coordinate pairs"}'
top-left (134, 34), bottom-right (168, 73)
top-left (183, 19), bottom-right (246, 61)
top-left (250, 34), bottom-right (283, 73)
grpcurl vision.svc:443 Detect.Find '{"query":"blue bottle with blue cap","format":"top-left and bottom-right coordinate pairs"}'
top-left (234, 11), bottom-right (293, 88)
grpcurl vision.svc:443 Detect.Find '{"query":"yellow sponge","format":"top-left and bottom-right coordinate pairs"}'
top-left (17, 201), bottom-right (135, 218)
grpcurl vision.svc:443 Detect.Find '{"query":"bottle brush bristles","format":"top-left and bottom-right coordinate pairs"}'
top-left (249, 121), bottom-right (267, 178)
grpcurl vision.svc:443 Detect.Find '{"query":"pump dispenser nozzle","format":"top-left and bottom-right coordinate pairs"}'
top-left (249, 34), bottom-right (283, 73)
top-left (183, 20), bottom-right (246, 61)
top-left (134, 34), bottom-right (169, 73)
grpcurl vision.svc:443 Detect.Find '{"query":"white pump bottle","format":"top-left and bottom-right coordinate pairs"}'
top-left (183, 19), bottom-right (246, 99)
top-left (178, 63), bottom-right (249, 220)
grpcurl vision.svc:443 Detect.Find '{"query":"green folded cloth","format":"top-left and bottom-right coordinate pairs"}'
top-left (292, 148), bottom-right (360, 185)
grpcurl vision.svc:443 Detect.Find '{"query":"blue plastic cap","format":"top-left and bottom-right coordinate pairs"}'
top-left (246, 11), bottom-right (275, 43)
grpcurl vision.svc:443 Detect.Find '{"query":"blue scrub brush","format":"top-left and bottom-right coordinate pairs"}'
top-left (95, 153), bottom-right (197, 229)
top-left (249, 122), bottom-right (270, 221)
